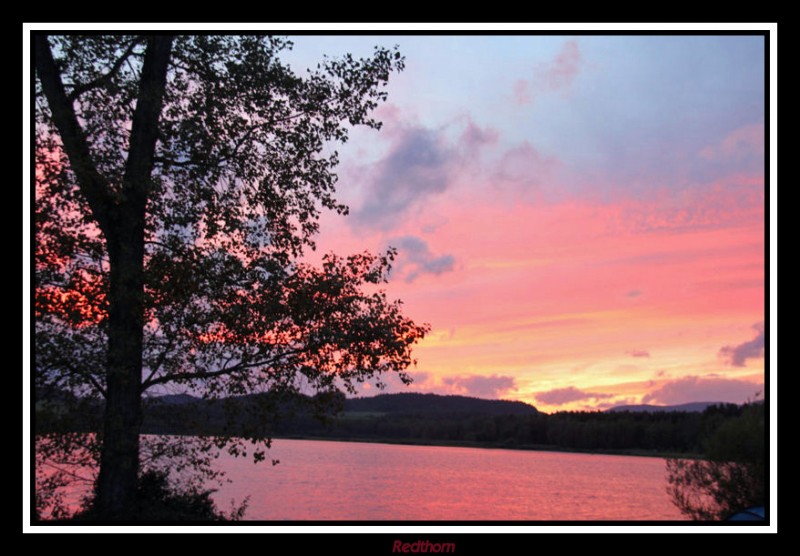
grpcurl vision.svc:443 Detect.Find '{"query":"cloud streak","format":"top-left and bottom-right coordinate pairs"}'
top-left (535, 386), bottom-right (614, 406)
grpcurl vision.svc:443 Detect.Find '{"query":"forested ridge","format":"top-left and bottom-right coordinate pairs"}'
top-left (37, 391), bottom-right (754, 456)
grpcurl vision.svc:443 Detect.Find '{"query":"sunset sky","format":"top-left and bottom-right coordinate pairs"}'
top-left (284, 35), bottom-right (767, 412)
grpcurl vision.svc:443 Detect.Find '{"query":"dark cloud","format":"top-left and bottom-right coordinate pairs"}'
top-left (626, 290), bottom-right (642, 298)
top-left (719, 322), bottom-right (765, 367)
top-left (535, 386), bottom-right (614, 406)
top-left (442, 374), bottom-right (517, 399)
top-left (353, 118), bottom-right (496, 230)
top-left (354, 127), bottom-right (451, 228)
top-left (628, 349), bottom-right (650, 358)
top-left (391, 235), bottom-right (455, 283)
top-left (643, 376), bottom-right (763, 405)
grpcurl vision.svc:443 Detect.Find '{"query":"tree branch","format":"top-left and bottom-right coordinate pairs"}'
top-left (122, 36), bottom-right (174, 205)
top-left (140, 348), bottom-right (306, 390)
top-left (154, 106), bottom-right (329, 172)
top-left (39, 461), bottom-right (95, 484)
top-left (66, 37), bottom-right (145, 103)
top-left (142, 335), bottom-right (174, 388)
top-left (142, 364), bottom-right (242, 390)
top-left (58, 361), bottom-right (107, 398)
top-left (34, 34), bottom-right (116, 235)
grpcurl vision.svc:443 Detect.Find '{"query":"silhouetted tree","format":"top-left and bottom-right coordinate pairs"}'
top-left (666, 402), bottom-right (765, 520)
top-left (34, 35), bottom-right (426, 519)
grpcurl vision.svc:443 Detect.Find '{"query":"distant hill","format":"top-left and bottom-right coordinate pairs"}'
top-left (606, 401), bottom-right (724, 413)
top-left (344, 392), bottom-right (539, 415)
top-left (138, 391), bottom-right (538, 436)
top-left (146, 393), bottom-right (200, 405)
top-left (145, 391), bottom-right (539, 416)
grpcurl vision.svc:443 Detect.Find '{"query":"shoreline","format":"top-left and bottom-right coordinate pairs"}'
top-left (35, 425), bottom-right (705, 460)
top-left (35, 427), bottom-right (705, 461)
top-left (263, 433), bottom-right (702, 460)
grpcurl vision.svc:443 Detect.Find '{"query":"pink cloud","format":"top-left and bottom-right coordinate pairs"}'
top-left (535, 386), bottom-right (614, 406)
top-left (543, 40), bottom-right (582, 92)
top-left (360, 371), bottom-right (518, 400)
top-left (595, 397), bottom-right (637, 410)
top-left (700, 123), bottom-right (764, 161)
top-left (642, 376), bottom-right (763, 405)
top-left (441, 374), bottom-right (518, 398)
top-left (608, 175), bottom-right (765, 234)
top-left (349, 369), bottom-right (436, 397)
top-left (513, 79), bottom-right (532, 105)
top-left (491, 141), bottom-right (561, 193)
top-left (512, 40), bottom-right (583, 106)
top-left (458, 119), bottom-right (499, 152)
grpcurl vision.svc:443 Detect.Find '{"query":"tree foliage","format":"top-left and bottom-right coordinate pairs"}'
top-left (665, 402), bottom-right (765, 520)
top-left (34, 34), bottom-right (426, 519)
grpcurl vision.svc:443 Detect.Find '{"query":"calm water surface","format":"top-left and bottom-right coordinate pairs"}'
top-left (211, 439), bottom-right (685, 520)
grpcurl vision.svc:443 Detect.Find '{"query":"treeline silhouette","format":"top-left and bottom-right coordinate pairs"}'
top-left (279, 400), bottom-right (742, 455)
top-left (37, 391), bottom-right (749, 456)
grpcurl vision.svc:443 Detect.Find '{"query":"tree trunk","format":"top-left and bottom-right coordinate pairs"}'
top-left (94, 214), bottom-right (146, 518)
top-left (92, 35), bottom-right (174, 519)
top-left (35, 34), bottom-right (174, 518)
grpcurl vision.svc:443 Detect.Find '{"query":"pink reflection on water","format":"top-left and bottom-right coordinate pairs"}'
top-left (212, 439), bottom-right (687, 520)
top-left (36, 436), bottom-right (686, 520)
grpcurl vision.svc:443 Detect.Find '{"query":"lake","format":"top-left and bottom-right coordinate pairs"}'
top-left (210, 438), bottom-right (686, 520)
